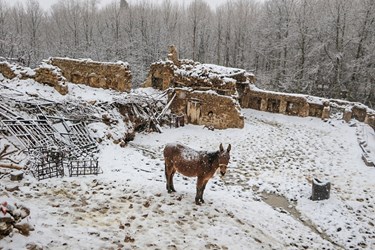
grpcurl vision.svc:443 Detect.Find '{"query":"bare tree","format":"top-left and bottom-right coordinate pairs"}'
top-left (24, 0), bottom-right (43, 66)
top-left (187, 0), bottom-right (211, 61)
top-left (0, 0), bottom-right (373, 107)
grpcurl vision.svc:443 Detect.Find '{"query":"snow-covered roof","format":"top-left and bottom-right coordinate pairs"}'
top-left (175, 62), bottom-right (252, 84)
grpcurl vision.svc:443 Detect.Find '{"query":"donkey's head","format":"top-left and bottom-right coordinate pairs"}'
top-left (218, 143), bottom-right (231, 176)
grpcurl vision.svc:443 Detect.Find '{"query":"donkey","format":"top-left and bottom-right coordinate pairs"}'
top-left (163, 143), bottom-right (231, 205)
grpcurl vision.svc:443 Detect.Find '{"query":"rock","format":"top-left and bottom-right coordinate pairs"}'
top-left (0, 212), bottom-right (15, 223)
top-left (0, 221), bottom-right (12, 235)
top-left (11, 206), bottom-right (30, 220)
top-left (10, 171), bottom-right (24, 181)
top-left (119, 140), bottom-right (127, 148)
top-left (0, 202), bottom-right (32, 238)
top-left (124, 235), bottom-right (135, 243)
top-left (26, 242), bottom-right (43, 250)
top-left (5, 184), bottom-right (20, 192)
top-left (1, 201), bottom-right (15, 214)
top-left (14, 222), bottom-right (34, 236)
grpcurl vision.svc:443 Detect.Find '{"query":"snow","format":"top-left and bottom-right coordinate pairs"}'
top-left (250, 84), bottom-right (310, 99)
top-left (49, 57), bottom-right (130, 68)
top-left (175, 63), bottom-right (245, 84)
top-left (0, 61), bottom-right (35, 78)
top-left (176, 144), bottom-right (202, 161)
top-left (1, 79), bottom-right (375, 249)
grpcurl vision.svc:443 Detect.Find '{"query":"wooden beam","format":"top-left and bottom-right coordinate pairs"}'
top-left (0, 163), bottom-right (24, 170)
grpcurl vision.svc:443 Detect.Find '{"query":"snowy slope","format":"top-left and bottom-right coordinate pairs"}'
top-left (1, 79), bottom-right (375, 249)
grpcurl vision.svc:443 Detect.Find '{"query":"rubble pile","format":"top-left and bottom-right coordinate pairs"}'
top-left (0, 201), bottom-right (33, 238)
top-left (0, 61), bottom-right (35, 80)
top-left (114, 91), bottom-right (173, 134)
top-left (143, 46), bottom-right (249, 129)
top-left (0, 83), bottom-right (173, 180)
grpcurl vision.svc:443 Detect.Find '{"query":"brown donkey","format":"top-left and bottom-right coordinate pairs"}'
top-left (163, 143), bottom-right (231, 205)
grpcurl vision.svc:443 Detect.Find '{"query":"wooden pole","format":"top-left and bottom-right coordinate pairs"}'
top-left (0, 163), bottom-right (24, 170)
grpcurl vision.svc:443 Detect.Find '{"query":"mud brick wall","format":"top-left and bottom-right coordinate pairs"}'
top-left (240, 88), bottom-right (310, 117)
top-left (143, 62), bottom-right (238, 96)
top-left (0, 62), bottom-right (35, 80)
top-left (365, 115), bottom-right (375, 129)
top-left (50, 57), bottom-right (132, 92)
top-left (352, 106), bottom-right (367, 122)
top-left (144, 60), bottom-right (245, 96)
top-left (169, 88), bottom-right (244, 129)
top-left (330, 99), bottom-right (374, 129)
top-left (35, 63), bottom-right (68, 95)
top-left (308, 103), bottom-right (324, 118)
top-left (143, 62), bottom-right (175, 90)
top-left (240, 86), bottom-right (375, 129)
top-left (173, 74), bottom-right (238, 96)
top-left (0, 62), bottom-right (17, 79)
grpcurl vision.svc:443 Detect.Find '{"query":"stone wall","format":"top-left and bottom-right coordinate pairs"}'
top-left (365, 115), bottom-right (375, 129)
top-left (240, 87), bottom-right (310, 117)
top-left (143, 62), bottom-right (175, 91)
top-left (144, 60), bottom-right (253, 97)
top-left (34, 62), bottom-right (68, 95)
top-left (0, 58), bottom-right (132, 96)
top-left (169, 88), bottom-right (244, 129)
top-left (143, 46), bottom-right (255, 97)
top-left (173, 65), bottom-right (238, 96)
top-left (0, 62), bottom-right (17, 79)
top-left (50, 57), bottom-right (132, 92)
top-left (0, 62), bottom-right (35, 80)
top-left (240, 85), bottom-right (375, 129)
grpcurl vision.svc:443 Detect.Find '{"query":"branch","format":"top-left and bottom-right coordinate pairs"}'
top-left (0, 163), bottom-right (24, 170)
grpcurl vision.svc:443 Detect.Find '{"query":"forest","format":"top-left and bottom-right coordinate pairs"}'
top-left (0, 0), bottom-right (374, 107)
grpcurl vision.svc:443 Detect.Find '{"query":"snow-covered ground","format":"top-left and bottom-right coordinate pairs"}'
top-left (1, 79), bottom-right (375, 249)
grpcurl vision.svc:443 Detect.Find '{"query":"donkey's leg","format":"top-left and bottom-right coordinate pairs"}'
top-left (165, 162), bottom-right (172, 193)
top-left (195, 177), bottom-right (205, 205)
top-left (199, 180), bottom-right (209, 204)
top-left (169, 168), bottom-right (177, 192)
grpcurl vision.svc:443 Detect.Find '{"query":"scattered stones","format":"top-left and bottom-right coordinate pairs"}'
top-left (143, 201), bottom-right (150, 208)
top-left (124, 235), bottom-right (135, 243)
top-left (0, 201), bottom-right (31, 238)
top-left (5, 184), bottom-right (20, 192)
top-left (26, 242), bottom-right (43, 250)
top-left (14, 222), bottom-right (34, 236)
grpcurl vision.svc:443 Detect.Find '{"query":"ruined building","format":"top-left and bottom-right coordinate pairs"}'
top-left (144, 46), bottom-right (374, 130)
top-left (239, 84), bottom-right (374, 129)
top-left (0, 58), bottom-right (132, 95)
top-left (0, 49), bottom-right (373, 130)
top-left (49, 58), bottom-right (131, 92)
top-left (143, 45), bottom-right (256, 129)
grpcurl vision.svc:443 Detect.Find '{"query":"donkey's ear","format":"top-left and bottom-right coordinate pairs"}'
top-left (219, 143), bottom-right (224, 152)
top-left (227, 144), bottom-right (231, 153)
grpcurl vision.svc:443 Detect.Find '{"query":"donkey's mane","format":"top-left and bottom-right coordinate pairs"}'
top-left (207, 151), bottom-right (220, 165)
